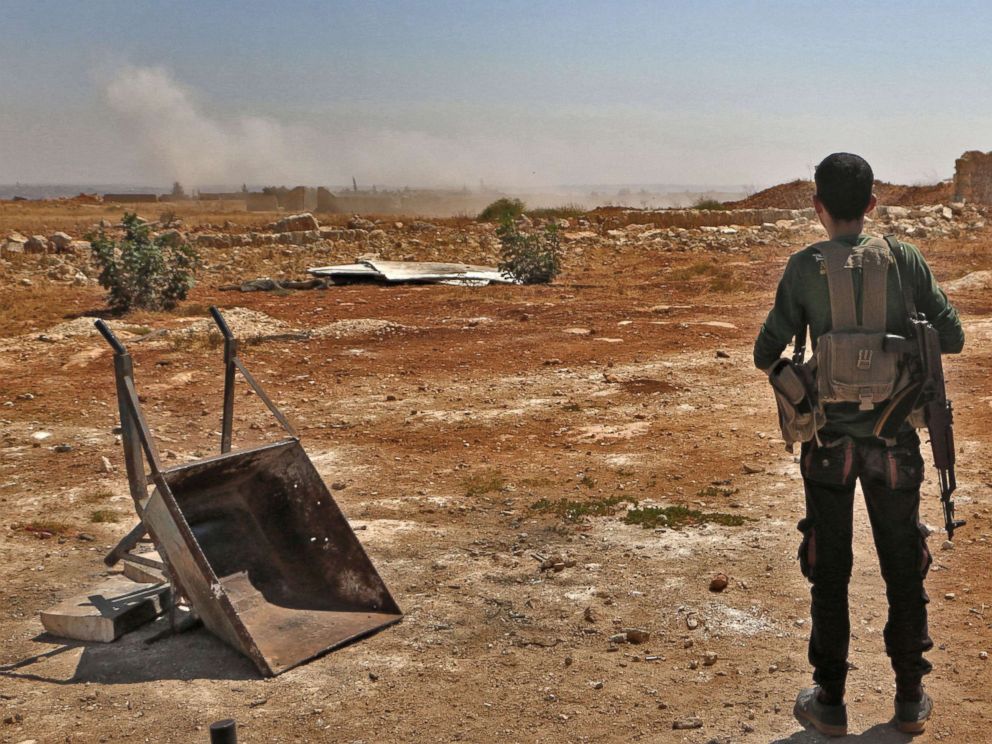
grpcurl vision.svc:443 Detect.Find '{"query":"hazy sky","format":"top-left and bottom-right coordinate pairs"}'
top-left (2, 0), bottom-right (990, 188)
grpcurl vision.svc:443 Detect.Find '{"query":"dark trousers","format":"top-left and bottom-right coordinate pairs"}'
top-left (798, 430), bottom-right (934, 699)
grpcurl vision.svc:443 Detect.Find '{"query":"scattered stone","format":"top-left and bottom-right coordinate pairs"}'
top-left (709, 573), bottom-right (729, 592)
top-left (563, 327), bottom-right (593, 336)
top-left (715, 350), bottom-right (730, 359)
top-left (941, 540), bottom-right (954, 551)
top-left (625, 628), bottom-right (650, 644)
top-left (30, 431), bottom-right (51, 442)
top-left (331, 481), bottom-right (347, 491)
top-left (583, 606), bottom-right (597, 623)
top-left (686, 615), bottom-right (699, 630)
top-left (100, 456), bottom-right (114, 474)
top-left (53, 443), bottom-right (73, 453)
top-left (945, 592), bottom-right (956, 600)
top-left (590, 680), bottom-right (604, 689)
top-left (564, 656), bottom-right (573, 667)
top-left (980, 651), bottom-right (988, 660)
top-left (18, 393), bottom-right (35, 401)
top-left (768, 663), bottom-right (778, 673)
top-left (76, 532), bottom-right (95, 542)
top-left (271, 213), bottom-right (319, 232)
top-left (703, 651), bottom-right (718, 666)
top-left (25, 235), bottom-right (49, 253)
top-left (672, 717), bottom-right (703, 730)
top-left (609, 633), bottom-right (628, 644)
top-left (742, 463), bottom-right (764, 474)
top-left (49, 232), bottom-right (73, 251)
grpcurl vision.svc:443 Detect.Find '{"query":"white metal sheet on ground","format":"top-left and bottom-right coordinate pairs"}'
top-left (307, 260), bottom-right (515, 285)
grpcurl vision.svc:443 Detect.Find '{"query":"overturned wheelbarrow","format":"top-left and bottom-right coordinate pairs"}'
top-left (95, 307), bottom-right (401, 676)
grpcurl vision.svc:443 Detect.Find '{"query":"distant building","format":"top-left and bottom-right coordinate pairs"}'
top-left (954, 150), bottom-right (992, 204)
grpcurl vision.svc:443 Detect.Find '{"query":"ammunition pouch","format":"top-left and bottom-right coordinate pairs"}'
top-left (769, 357), bottom-right (824, 450)
top-left (814, 331), bottom-right (905, 411)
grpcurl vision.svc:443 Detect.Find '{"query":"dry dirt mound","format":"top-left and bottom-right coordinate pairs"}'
top-left (726, 179), bottom-right (954, 209)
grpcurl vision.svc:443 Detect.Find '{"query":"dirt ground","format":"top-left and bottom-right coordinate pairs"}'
top-left (1, 200), bottom-right (991, 743)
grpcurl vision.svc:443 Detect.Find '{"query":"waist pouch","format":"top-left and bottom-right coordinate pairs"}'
top-left (814, 331), bottom-right (902, 410)
top-left (769, 358), bottom-right (824, 450)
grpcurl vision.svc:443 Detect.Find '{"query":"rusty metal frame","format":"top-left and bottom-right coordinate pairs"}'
top-left (95, 307), bottom-right (401, 675)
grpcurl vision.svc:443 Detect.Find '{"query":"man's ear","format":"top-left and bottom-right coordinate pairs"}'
top-left (812, 194), bottom-right (823, 215)
top-left (865, 193), bottom-right (877, 214)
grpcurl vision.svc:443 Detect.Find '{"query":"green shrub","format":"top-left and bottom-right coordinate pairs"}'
top-left (527, 204), bottom-right (585, 220)
top-left (497, 220), bottom-right (562, 284)
top-left (89, 212), bottom-right (200, 313)
top-left (478, 197), bottom-right (526, 222)
top-left (692, 197), bottom-right (727, 210)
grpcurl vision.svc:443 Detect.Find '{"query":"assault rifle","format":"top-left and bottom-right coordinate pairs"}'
top-left (909, 315), bottom-right (964, 540)
top-left (877, 233), bottom-right (964, 539)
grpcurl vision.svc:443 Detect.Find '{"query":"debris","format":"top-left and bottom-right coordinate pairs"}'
top-left (100, 456), bottom-right (114, 474)
top-left (308, 260), bottom-right (514, 286)
top-left (30, 430), bottom-right (51, 442)
top-left (583, 606), bottom-right (597, 623)
top-left (672, 716), bottom-right (703, 730)
top-left (39, 576), bottom-right (170, 643)
top-left (53, 443), bottom-right (73, 453)
top-left (716, 350), bottom-right (730, 359)
top-left (945, 593), bottom-right (956, 600)
top-left (942, 540), bottom-right (954, 551)
top-left (703, 651), bottom-right (718, 666)
top-left (686, 615), bottom-right (700, 630)
top-left (742, 463), bottom-right (764, 474)
top-left (590, 680), bottom-right (604, 689)
top-left (709, 573), bottom-right (729, 592)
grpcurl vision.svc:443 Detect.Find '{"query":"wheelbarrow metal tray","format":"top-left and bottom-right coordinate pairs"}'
top-left (144, 438), bottom-right (401, 676)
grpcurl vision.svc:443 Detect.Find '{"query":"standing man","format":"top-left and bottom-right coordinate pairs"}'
top-left (753, 153), bottom-right (964, 736)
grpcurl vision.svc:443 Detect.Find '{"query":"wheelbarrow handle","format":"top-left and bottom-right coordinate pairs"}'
top-left (94, 319), bottom-right (127, 355)
top-left (209, 306), bottom-right (235, 340)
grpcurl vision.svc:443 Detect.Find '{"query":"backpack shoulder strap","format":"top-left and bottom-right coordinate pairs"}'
top-left (815, 240), bottom-right (857, 330)
top-left (858, 237), bottom-right (892, 331)
top-left (884, 234), bottom-right (917, 320)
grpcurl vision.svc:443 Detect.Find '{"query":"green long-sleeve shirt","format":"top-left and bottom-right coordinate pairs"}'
top-left (753, 233), bottom-right (965, 438)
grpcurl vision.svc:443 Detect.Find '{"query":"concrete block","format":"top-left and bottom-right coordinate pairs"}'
top-left (40, 575), bottom-right (170, 643)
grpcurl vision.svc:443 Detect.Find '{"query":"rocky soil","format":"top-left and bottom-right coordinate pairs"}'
top-left (1, 200), bottom-right (991, 743)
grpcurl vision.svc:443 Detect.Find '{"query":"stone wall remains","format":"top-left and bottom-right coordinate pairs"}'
top-left (954, 150), bottom-right (992, 204)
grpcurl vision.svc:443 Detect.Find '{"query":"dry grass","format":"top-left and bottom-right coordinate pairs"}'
top-left (89, 509), bottom-right (120, 523)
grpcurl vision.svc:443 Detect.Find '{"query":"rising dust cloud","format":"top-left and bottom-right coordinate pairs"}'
top-left (103, 66), bottom-right (574, 189)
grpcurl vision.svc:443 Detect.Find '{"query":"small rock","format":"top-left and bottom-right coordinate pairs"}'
top-left (709, 573), bottom-right (729, 592)
top-left (683, 638), bottom-right (694, 648)
top-left (980, 651), bottom-right (988, 660)
top-left (715, 350), bottom-right (730, 359)
top-left (625, 628), bottom-right (650, 644)
top-left (19, 393), bottom-right (36, 401)
top-left (331, 482), bottom-right (347, 490)
top-left (688, 659), bottom-right (699, 670)
top-left (672, 717), bottom-right (703, 730)
top-left (768, 663), bottom-right (778, 673)
top-left (77, 533), bottom-right (96, 542)
top-left (31, 431), bottom-right (52, 441)
top-left (686, 615), bottom-right (699, 630)
top-left (742, 463), bottom-right (764, 474)
top-left (53, 443), bottom-right (73, 453)
top-left (583, 606), bottom-right (596, 623)
top-left (589, 680), bottom-right (604, 689)
top-left (945, 592), bottom-right (956, 600)
top-left (100, 456), bottom-right (114, 474)
top-left (703, 651), bottom-right (718, 666)
top-left (564, 656), bottom-right (573, 667)
top-left (609, 633), bottom-right (628, 644)
top-left (941, 540), bottom-right (954, 551)
top-left (368, 672), bottom-right (379, 681)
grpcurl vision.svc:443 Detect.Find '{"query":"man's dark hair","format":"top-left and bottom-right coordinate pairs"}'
top-left (814, 153), bottom-right (874, 221)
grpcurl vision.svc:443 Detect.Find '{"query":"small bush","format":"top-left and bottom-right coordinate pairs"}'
top-left (478, 197), bottom-right (526, 222)
top-left (497, 220), bottom-right (562, 284)
top-left (463, 468), bottom-right (507, 498)
top-left (89, 212), bottom-right (200, 313)
top-left (90, 509), bottom-right (120, 524)
top-left (692, 197), bottom-right (728, 210)
top-left (527, 204), bottom-right (585, 220)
